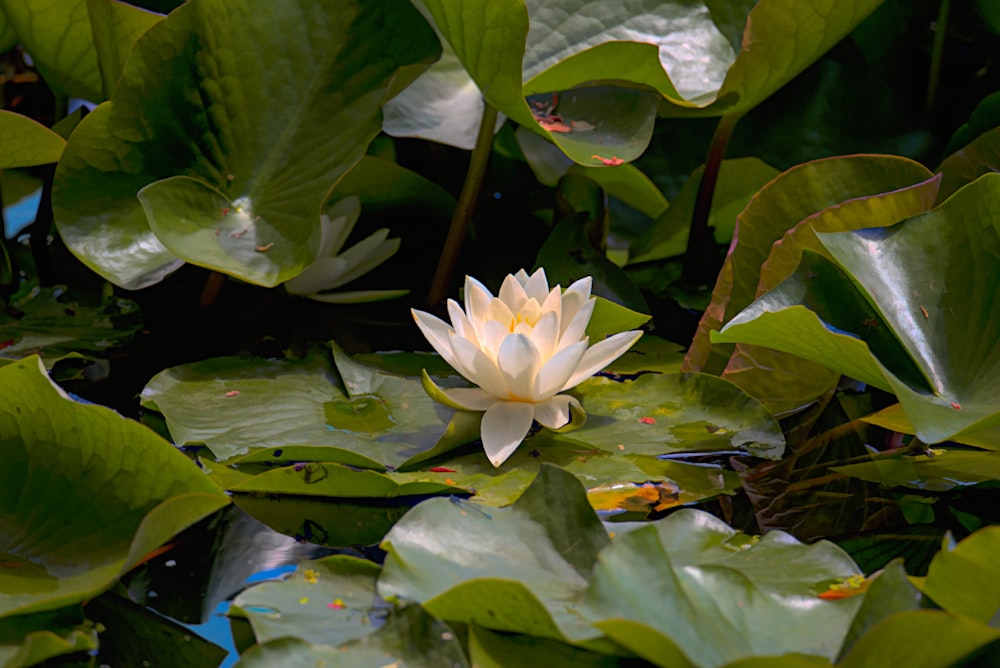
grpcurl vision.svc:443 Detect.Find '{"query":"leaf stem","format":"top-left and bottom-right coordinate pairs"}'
top-left (428, 100), bottom-right (498, 306)
top-left (926, 0), bottom-right (950, 118)
top-left (680, 111), bottom-right (742, 290)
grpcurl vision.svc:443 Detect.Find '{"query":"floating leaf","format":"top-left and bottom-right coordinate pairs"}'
top-left (141, 344), bottom-right (480, 467)
top-left (578, 510), bottom-right (863, 668)
top-left (0, 357), bottom-right (228, 619)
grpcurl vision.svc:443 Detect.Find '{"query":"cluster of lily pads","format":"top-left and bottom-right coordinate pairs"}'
top-left (2, 0), bottom-right (1000, 665)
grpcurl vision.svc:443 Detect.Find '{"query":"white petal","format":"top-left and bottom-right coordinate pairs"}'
top-left (412, 309), bottom-right (460, 369)
top-left (481, 401), bottom-right (535, 467)
top-left (464, 276), bottom-right (494, 323)
top-left (482, 319), bottom-right (509, 360)
top-left (450, 335), bottom-right (509, 397)
top-left (284, 256), bottom-right (349, 295)
top-left (497, 334), bottom-right (542, 400)
top-left (522, 268), bottom-right (550, 302)
top-left (562, 330), bottom-right (643, 390)
top-left (560, 276), bottom-right (593, 325)
top-left (540, 286), bottom-right (562, 319)
top-left (533, 394), bottom-right (581, 430)
top-left (513, 268), bottom-right (531, 283)
top-left (487, 297), bottom-right (516, 329)
top-left (558, 298), bottom-right (595, 347)
top-left (499, 273), bottom-right (528, 312)
top-left (528, 310), bottom-right (560, 360)
top-left (447, 299), bottom-right (478, 345)
top-left (318, 197), bottom-right (361, 256)
top-left (437, 386), bottom-right (499, 411)
top-left (533, 339), bottom-right (588, 399)
top-left (324, 232), bottom-right (399, 289)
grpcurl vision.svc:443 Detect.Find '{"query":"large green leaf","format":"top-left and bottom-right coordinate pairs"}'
top-left (53, 0), bottom-right (440, 289)
top-left (85, 0), bottom-right (163, 98)
top-left (378, 465), bottom-right (613, 648)
top-left (0, 608), bottom-right (98, 668)
top-left (141, 344), bottom-right (480, 466)
top-left (0, 0), bottom-right (103, 101)
top-left (0, 357), bottom-right (228, 619)
top-left (923, 527), bottom-right (1000, 624)
top-left (0, 111), bottom-right (66, 169)
top-left (936, 125), bottom-right (1000, 203)
top-left (836, 610), bottom-right (1000, 668)
top-left (684, 154), bottom-right (937, 415)
top-left (715, 174), bottom-right (1000, 445)
top-left (578, 509), bottom-right (862, 668)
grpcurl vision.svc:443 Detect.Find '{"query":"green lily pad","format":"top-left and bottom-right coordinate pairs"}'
top-left (230, 555), bottom-right (384, 646)
top-left (0, 357), bottom-right (228, 619)
top-left (0, 608), bottom-right (98, 668)
top-left (687, 154), bottom-right (934, 376)
top-left (52, 0), bottom-right (439, 289)
top-left (564, 373), bottom-right (784, 459)
top-left (468, 625), bottom-right (624, 668)
top-left (0, 111), bottom-right (66, 169)
top-left (85, 0), bottom-right (163, 98)
top-left (936, 125), bottom-right (1000, 203)
top-left (141, 344), bottom-right (480, 467)
top-left (0, 286), bottom-right (141, 367)
top-left (0, 0), bottom-right (103, 101)
top-left (379, 465), bottom-right (613, 648)
top-left (923, 527), bottom-right (1000, 624)
top-left (234, 606), bottom-right (468, 668)
top-left (714, 173), bottom-right (1000, 445)
top-left (578, 510), bottom-right (863, 668)
top-left (835, 561), bottom-right (922, 661)
top-left (836, 610), bottom-right (1000, 668)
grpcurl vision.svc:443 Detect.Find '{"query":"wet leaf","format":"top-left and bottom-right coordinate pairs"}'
top-left (0, 357), bottom-right (227, 619)
top-left (53, 0), bottom-right (440, 289)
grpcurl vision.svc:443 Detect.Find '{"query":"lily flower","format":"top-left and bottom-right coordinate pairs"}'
top-left (284, 196), bottom-right (406, 303)
top-left (413, 268), bottom-right (642, 466)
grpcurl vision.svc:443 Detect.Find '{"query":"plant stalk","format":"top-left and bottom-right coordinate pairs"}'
top-left (925, 0), bottom-right (951, 118)
top-left (680, 111), bottom-right (742, 290)
top-left (428, 100), bottom-right (498, 306)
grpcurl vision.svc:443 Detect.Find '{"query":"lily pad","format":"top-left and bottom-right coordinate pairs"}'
top-left (0, 111), bottom-right (66, 169)
top-left (0, 609), bottom-right (98, 668)
top-left (564, 373), bottom-right (784, 459)
top-left (379, 465), bottom-right (612, 647)
top-left (141, 344), bottom-right (480, 467)
top-left (831, 449), bottom-right (1000, 492)
top-left (0, 357), bottom-right (228, 619)
top-left (578, 510), bottom-right (863, 667)
top-left (52, 0), bottom-right (440, 289)
top-left (714, 173), bottom-right (1000, 446)
top-left (923, 527), bottom-right (1000, 624)
top-left (230, 555), bottom-right (384, 646)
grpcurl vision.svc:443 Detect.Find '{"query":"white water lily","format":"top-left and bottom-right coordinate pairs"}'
top-left (413, 268), bottom-right (643, 467)
top-left (284, 196), bottom-right (406, 304)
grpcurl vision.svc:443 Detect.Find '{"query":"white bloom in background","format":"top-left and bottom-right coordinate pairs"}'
top-left (285, 196), bottom-right (406, 304)
top-left (413, 268), bottom-right (643, 467)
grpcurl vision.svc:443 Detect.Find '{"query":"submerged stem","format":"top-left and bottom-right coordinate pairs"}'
top-left (428, 100), bottom-right (498, 306)
top-left (680, 111), bottom-right (742, 290)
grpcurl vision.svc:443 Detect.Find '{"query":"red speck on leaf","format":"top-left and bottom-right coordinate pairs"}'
top-left (639, 417), bottom-right (656, 425)
top-left (327, 600), bottom-right (346, 609)
top-left (428, 467), bottom-right (456, 473)
top-left (920, 306), bottom-right (929, 319)
top-left (222, 207), bottom-right (230, 216)
top-left (951, 402), bottom-right (962, 410)
top-left (0, 339), bottom-right (15, 350)
top-left (225, 390), bottom-right (240, 397)
top-left (591, 155), bottom-right (624, 166)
